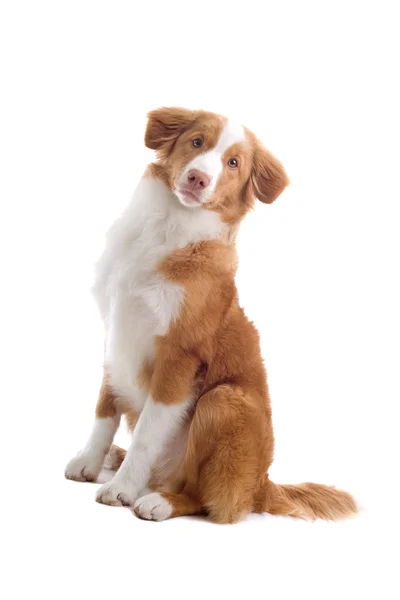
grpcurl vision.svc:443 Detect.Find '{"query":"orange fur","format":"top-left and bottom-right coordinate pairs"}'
top-left (104, 444), bottom-right (126, 471)
top-left (95, 375), bottom-right (117, 419)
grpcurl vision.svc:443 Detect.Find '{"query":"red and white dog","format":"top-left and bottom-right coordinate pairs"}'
top-left (65, 108), bottom-right (356, 523)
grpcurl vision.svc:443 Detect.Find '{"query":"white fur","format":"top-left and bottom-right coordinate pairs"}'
top-left (176, 119), bottom-right (245, 206)
top-left (133, 492), bottom-right (173, 521)
top-left (93, 175), bottom-right (225, 410)
top-left (96, 395), bottom-right (193, 506)
top-left (65, 416), bottom-right (120, 481)
top-left (66, 174), bottom-right (225, 498)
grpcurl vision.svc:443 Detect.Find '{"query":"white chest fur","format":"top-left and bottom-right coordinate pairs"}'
top-left (93, 175), bottom-right (225, 411)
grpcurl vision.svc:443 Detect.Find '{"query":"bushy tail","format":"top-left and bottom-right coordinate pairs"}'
top-left (263, 477), bottom-right (357, 521)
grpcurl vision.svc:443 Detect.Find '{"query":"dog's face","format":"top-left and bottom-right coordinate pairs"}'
top-left (145, 107), bottom-right (289, 223)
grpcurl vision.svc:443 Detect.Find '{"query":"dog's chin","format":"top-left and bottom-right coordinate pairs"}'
top-left (175, 189), bottom-right (205, 208)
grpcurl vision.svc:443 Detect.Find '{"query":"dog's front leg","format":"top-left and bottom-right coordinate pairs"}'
top-left (65, 372), bottom-right (120, 482)
top-left (95, 349), bottom-right (198, 507)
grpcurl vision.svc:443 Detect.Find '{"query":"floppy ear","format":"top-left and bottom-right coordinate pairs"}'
top-left (251, 141), bottom-right (289, 203)
top-left (145, 107), bottom-right (196, 151)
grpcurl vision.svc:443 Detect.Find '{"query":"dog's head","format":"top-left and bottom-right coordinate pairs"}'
top-left (145, 107), bottom-right (289, 222)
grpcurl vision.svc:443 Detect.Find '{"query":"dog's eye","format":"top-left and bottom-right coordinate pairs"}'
top-left (228, 158), bottom-right (238, 169)
top-left (192, 138), bottom-right (203, 148)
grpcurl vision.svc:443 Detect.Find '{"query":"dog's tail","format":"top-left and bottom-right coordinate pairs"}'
top-left (260, 476), bottom-right (357, 521)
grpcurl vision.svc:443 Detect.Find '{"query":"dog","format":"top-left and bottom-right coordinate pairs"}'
top-left (65, 107), bottom-right (357, 523)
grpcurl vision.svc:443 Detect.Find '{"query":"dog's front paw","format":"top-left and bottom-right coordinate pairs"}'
top-left (65, 453), bottom-right (103, 482)
top-left (95, 478), bottom-right (138, 507)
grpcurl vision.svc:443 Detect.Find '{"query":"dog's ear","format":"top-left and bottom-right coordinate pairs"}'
top-left (251, 140), bottom-right (289, 204)
top-left (145, 107), bottom-right (196, 151)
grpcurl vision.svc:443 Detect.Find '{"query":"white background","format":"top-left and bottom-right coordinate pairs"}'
top-left (1, 1), bottom-right (399, 598)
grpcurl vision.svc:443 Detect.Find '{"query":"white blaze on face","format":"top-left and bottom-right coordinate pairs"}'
top-left (176, 119), bottom-right (245, 207)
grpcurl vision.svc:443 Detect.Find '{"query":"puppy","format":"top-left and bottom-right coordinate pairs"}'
top-left (65, 107), bottom-right (357, 523)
